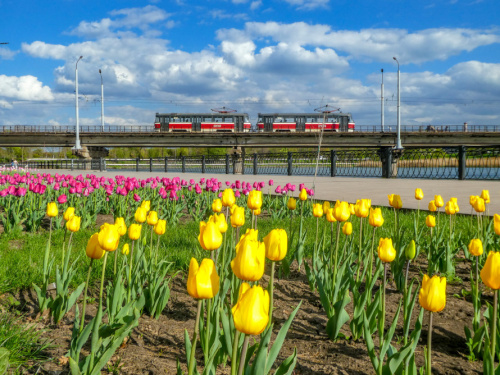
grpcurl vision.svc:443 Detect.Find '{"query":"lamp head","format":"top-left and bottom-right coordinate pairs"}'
top-left (99, 69), bottom-right (102, 74)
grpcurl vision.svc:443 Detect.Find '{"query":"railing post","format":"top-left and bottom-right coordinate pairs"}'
top-left (103, 158), bottom-right (106, 171)
top-left (253, 153), bottom-right (258, 175)
top-left (287, 152), bottom-right (293, 176)
top-left (225, 154), bottom-right (230, 174)
top-left (330, 150), bottom-right (337, 177)
top-left (136, 157), bottom-right (140, 172)
top-left (241, 148), bottom-right (246, 175)
top-left (202, 155), bottom-right (206, 173)
top-left (379, 146), bottom-right (393, 178)
top-left (71, 159), bottom-right (74, 171)
top-left (182, 156), bottom-right (186, 173)
top-left (149, 157), bottom-right (153, 172)
top-left (164, 157), bottom-right (168, 173)
top-left (458, 145), bottom-right (466, 180)
top-left (99, 157), bottom-right (103, 172)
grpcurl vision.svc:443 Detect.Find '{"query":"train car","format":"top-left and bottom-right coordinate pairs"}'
top-left (256, 112), bottom-right (355, 132)
top-left (155, 108), bottom-right (251, 133)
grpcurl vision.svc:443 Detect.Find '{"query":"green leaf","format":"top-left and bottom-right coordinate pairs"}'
top-left (326, 289), bottom-right (351, 341)
top-left (0, 347), bottom-right (10, 374)
top-left (68, 356), bottom-right (82, 375)
top-left (274, 348), bottom-right (297, 375)
top-left (363, 311), bottom-right (379, 371)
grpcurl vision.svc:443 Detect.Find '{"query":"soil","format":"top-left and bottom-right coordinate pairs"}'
top-left (3, 246), bottom-right (487, 375)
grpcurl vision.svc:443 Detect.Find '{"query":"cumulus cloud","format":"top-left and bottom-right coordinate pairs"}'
top-left (281, 0), bottom-right (329, 10)
top-left (0, 75), bottom-right (54, 101)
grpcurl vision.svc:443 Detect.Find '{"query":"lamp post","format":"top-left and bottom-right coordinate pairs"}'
top-left (381, 68), bottom-right (384, 132)
top-left (75, 56), bottom-right (83, 150)
top-left (99, 69), bottom-right (104, 132)
top-left (393, 57), bottom-right (402, 149)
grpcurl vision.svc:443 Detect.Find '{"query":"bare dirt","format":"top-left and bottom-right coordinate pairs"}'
top-left (4, 248), bottom-right (487, 375)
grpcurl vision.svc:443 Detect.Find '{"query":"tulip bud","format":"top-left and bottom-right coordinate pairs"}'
top-left (154, 219), bottom-right (167, 235)
top-left (63, 207), bottom-right (75, 221)
top-left (419, 274), bottom-right (446, 312)
top-left (434, 195), bottom-right (444, 208)
top-left (368, 207), bottom-right (384, 227)
top-left (98, 223), bottom-right (120, 252)
top-left (230, 205), bottom-right (245, 228)
top-left (212, 198), bottom-right (222, 213)
top-left (222, 189), bottom-right (236, 207)
top-left (187, 258), bottom-right (220, 299)
top-left (46, 202), bottom-right (58, 218)
top-left (415, 188), bottom-right (424, 201)
top-left (299, 188), bottom-right (308, 201)
top-left (66, 215), bottom-right (81, 233)
top-left (426, 215), bottom-right (436, 228)
top-left (481, 190), bottom-right (490, 204)
top-left (231, 283), bottom-right (269, 335)
top-left (326, 208), bottom-right (336, 223)
top-left (428, 200), bottom-right (437, 212)
top-left (135, 207), bottom-right (147, 223)
top-left (322, 201), bottom-right (331, 213)
top-left (377, 238), bottom-right (396, 263)
top-left (231, 229), bottom-right (265, 281)
top-left (147, 211), bottom-right (159, 226)
top-left (333, 201), bottom-right (350, 222)
top-left (468, 238), bottom-right (483, 257)
top-left (342, 222), bottom-right (352, 235)
top-left (444, 201), bottom-right (456, 215)
top-left (86, 233), bottom-right (105, 260)
top-left (128, 223), bottom-right (142, 241)
top-left (263, 229), bottom-right (287, 261)
top-left (495, 214), bottom-right (500, 236)
top-left (121, 243), bottom-right (130, 256)
top-left (140, 200), bottom-right (151, 212)
top-left (114, 217), bottom-right (127, 236)
top-left (198, 219), bottom-right (223, 251)
top-left (247, 190), bottom-right (263, 211)
top-left (354, 199), bottom-right (370, 218)
top-left (474, 197), bottom-right (485, 213)
top-left (287, 197), bottom-right (296, 210)
top-left (481, 251), bottom-right (500, 290)
top-left (405, 240), bottom-right (416, 260)
top-left (313, 203), bottom-right (323, 218)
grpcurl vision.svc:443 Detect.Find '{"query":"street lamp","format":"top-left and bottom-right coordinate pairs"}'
top-left (75, 56), bottom-right (83, 150)
top-left (99, 69), bottom-right (104, 132)
top-left (381, 68), bottom-right (384, 132)
top-left (393, 57), bottom-right (402, 149)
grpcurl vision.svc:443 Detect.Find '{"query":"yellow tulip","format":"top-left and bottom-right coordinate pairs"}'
top-left (66, 215), bottom-right (81, 233)
top-left (426, 215), bottom-right (436, 228)
top-left (299, 188), bottom-right (308, 201)
top-left (230, 205), bottom-right (245, 228)
top-left (134, 207), bottom-right (147, 223)
top-left (415, 188), bottom-right (424, 200)
top-left (419, 274), bottom-right (446, 312)
top-left (333, 201), bottom-right (350, 222)
top-left (434, 195), bottom-right (444, 208)
top-left (444, 200), bottom-right (456, 215)
top-left (198, 219), bottom-right (223, 251)
top-left (354, 199), bottom-right (370, 218)
top-left (140, 200), bottom-right (151, 212)
top-left (128, 223), bottom-right (142, 241)
top-left (368, 207), bottom-right (384, 227)
top-left (212, 198), bottom-right (222, 213)
top-left (480, 251), bottom-right (500, 290)
top-left (231, 229), bottom-right (265, 281)
top-left (98, 223), bottom-right (120, 252)
top-left (254, 207), bottom-right (262, 216)
top-left (121, 243), bottom-right (130, 256)
top-left (287, 197), bottom-right (297, 210)
top-left (86, 233), bottom-right (105, 260)
top-left (450, 197), bottom-right (459, 213)
top-left (495, 214), bottom-right (500, 235)
top-left (377, 238), bottom-right (396, 263)
top-left (210, 213), bottom-right (228, 234)
top-left (154, 219), bottom-right (167, 235)
top-left (187, 258), bottom-right (220, 299)
top-left (389, 194), bottom-right (403, 209)
top-left (322, 201), bottom-right (331, 213)
top-left (114, 217), bottom-right (127, 236)
top-left (468, 239), bottom-right (483, 257)
top-left (481, 190), bottom-right (490, 204)
top-left (263, 229), bottom-right (287, 261)
top-left (474, 197), bottom-right (485, 213)
top-left (46, 202), bottom-right (58, 218)
top-left (428, 200), bottom-right (437, 212)
top-left (349, 203), bottom-right (356, 215)
top-left (63, 207), bottom-right (75, 221)
top-left (470, 195), bottom-right (477, 206)
top-left (147, 210), bottom-right (159, 226)
top-left (222, 189), bottom-right (236, 207)
top-left (326, 208), bottom-right (336, 223)
top-left (342, 222), bottom-right (353, 235)
top-left (231, 283), bottom-right (269, 335)
top-left (313, 203), bottom-right (323, 218)
top-left (247, 190), bottom-right (263, 211)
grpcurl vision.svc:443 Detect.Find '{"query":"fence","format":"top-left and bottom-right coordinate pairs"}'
top-left (25, 146), bottom-right (500, 180)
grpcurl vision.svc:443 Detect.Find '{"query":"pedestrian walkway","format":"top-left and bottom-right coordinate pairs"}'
top-left (41, 169), bottom-right (500, 215)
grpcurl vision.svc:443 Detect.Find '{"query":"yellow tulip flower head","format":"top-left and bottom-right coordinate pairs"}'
top-left (230, 205), bottom-right (245, 228)
top-left (114, 217), bottom-right (127, 236)
top-left (299, 188), bottom-right (308, 201)
top-left (247, 190), bottom-right (263, 211)
top-left (419, 274), bottom-right (446, 312)
top-left (66, 215), bottom-right (81, 233)
top-left (474, 197), bottom-right (485, 213)
top-left (63, 207), bottom-right (75, 221)
top-left (231, 229), bottom-right (266, 281)
top-left (198, 219), bottom-right (223, 251)
top-left (426, 215), bottom-right (436, 228)
top-left (342, 222), bottom-right (353, 235)
top-left (231, 283), bottom-right (270, 335)
top-left (128, 223), bottom-right (142, 241)
top-left (349, 203), bottom-right (356, 215)
top-left (254, 207), bottom-right (262, 216)
top-left (212, 198), bottom-right (222, 213)
top-left (415, 188), bottom-right (424, 201)
top-left (377, 238), bottom-right (396, 263)
top-left (450, 197), bottom-right (459, 213)
top-left (389, 194), bottom-right (403, 209)
top-left (121, 243), bottom-right (130, 256)
top-left (140, 200), bottom-right (151, 212)
top-left (210, 213), bottom-right (228, 234)
top-left (354, 199), bottom-right (370, 218)
top-left (46, 202), bottom-right (58, 218)
top-left (481, 251), bottom-right (500, 290)
top-left (333, 201), bottom-right (350, 222)
top-left (98, 223), bottom-right (120, 252)
top-left (468, 238), bottom-right (483, 257)
top-left (313, 203), bottom-right (324, 218)
top-left (222, 189), bottom-right (236, 207)
top-left (287, 197), bottom-right (297, 210)
top-left (444, 200), bottom-right (456, 215)
top-left (154, 219), bottom-right (167, 235)
top-left (428, 200), bottom-right (437, 212)
top-left (434, 195), bottom-right (444, 208)
top-left (322, 201), bottom-right (331, 213)
top-left (134, 207), bottom-right (147, 223)
top-left (263, 229), bottom-right (287, 261)
top-left (470, 195), bottom-right (478, 206)
top-left (147, 210), bottom-right (159, 226)
top-left (495, 214), bottom-right (500, 235)
top-left (326, 208), bottom-right (337, 223)
top-left (481, 190), bottom-right (490, 204)
top-left (86, 233), bottom-right (105, 260)
top-left (187, 258), bottom-right (220, 299)
top-left (368, 207), bottom-right (384, 227)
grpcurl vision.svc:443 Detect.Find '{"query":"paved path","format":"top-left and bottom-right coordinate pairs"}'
top-left (39, 169), bottom-right (500, 215)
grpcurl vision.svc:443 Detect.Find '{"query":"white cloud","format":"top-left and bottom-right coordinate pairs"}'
top-left (0, 75), bottom-right (54, 101)
top-left (281, 0), bottom-right (329, 10)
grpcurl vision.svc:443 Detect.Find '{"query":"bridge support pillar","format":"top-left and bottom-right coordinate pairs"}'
top-left (72, 145), bottom-right (109, 159)
top-left (230, 146), bottom-right (243, 174)
top-left (458, 146), bottom-right (466, 180)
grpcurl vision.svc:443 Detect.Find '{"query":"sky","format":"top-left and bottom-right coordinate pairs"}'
top-left (0, 0), bottom-right (499, 128)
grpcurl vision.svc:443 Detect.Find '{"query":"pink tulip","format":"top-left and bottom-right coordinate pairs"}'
top-left (133, 193), bottom-right (141, 202)
top-left (57, 195), bottom-right (67, 204)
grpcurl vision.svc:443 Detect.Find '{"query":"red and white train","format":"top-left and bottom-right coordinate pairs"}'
top-left (257, 112), bottom-right (355, 132)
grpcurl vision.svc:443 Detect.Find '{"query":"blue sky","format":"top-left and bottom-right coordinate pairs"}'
top-left (1, 0), bottom-right (499, 127)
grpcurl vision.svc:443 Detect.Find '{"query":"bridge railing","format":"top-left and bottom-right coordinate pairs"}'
top-left (24, 146), bottom-right (500, 180)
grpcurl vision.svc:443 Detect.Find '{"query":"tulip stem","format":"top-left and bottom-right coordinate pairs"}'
top-left (356, 217), bottom-right (363, 283)
top-left (237, 335), bottom-right (250, 375)
top-left (314, 217), bottom-right (319, 271)
top-left (113, 248), bottom-right (118, 276)
top-left (80, 259), bottom-right (93, 332)
top-left (231, 331), bottom-right (241, 375)
top-left (426, 311), bottom-right (433, 375)
top-left (492, 290), bottom-right (498, 362)
top-left (268, 261), bottom-right (276, 329)
top-left (332, 222), bottom-right (341, 292)
top-left (127, 241), bottom-right (135, 303)
top-left (205, 299), bottom-right (212, 360)
top-left (378, 262), bottom-right (387, 375)
top-left (368, 227), bottom-right (376, 295)
top-left (188, 300), bottom-right (202, 375)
